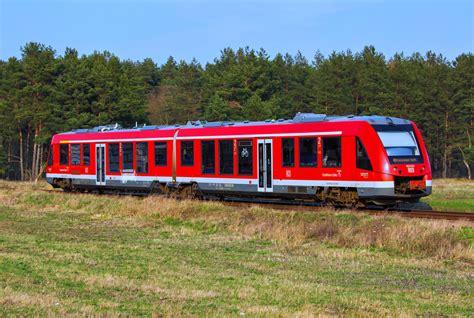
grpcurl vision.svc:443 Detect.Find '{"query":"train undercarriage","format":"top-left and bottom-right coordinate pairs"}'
top-left (49, 177), bottom-right (431, 211)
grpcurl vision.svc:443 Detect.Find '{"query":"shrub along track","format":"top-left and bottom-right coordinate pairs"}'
top-left (39, 189), bottom-right (474, 222)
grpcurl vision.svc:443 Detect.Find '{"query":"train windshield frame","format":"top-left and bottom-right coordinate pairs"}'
top-left (373, 124), bottom-right (424, 164)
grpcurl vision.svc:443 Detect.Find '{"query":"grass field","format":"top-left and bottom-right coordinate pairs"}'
top-left (0, 179), bottom-right (473, 316)
top-left (422, 179), bottom-right (474, 212)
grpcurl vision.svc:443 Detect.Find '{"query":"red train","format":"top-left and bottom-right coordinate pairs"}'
top-left (46, 113), bottom-right (432, 207)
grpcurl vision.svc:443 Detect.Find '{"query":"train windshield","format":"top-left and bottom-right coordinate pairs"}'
top-left (373, 124), bottom-right (423, 164)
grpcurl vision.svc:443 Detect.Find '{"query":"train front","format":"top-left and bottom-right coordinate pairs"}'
top-left (363, 118), bottom-right (432, 206)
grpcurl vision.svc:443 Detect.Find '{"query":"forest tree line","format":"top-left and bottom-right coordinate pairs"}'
top-left (0, 42), bottom-right (472, 180)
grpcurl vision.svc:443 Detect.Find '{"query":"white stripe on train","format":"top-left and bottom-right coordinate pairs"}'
top-left (47, 173), bottom-right (431, 188)
top-left (58, 131), bottom-right (342, 144)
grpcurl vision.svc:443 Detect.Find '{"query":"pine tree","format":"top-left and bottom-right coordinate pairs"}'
top-left (19, 42), bottom-right (59, 180)
top-left (242, 94), bottom-right (275, 120)
top-left (147, 57), bottom-right (203, 124)
top-left (449, 54), bottom-right (473, 178)
top-left (310, 50), bottom-right (355, 115)
top-left (354, 46), bottom-right (392, 115)
top-left (203, 94), bottom-right (232, 121)
top-left (0, 57), bottom-right (26, 179)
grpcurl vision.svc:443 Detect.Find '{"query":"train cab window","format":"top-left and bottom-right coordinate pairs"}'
top-left (60, 144), bottom-right (69, 165)
top-left (282, 138), bottom-right (295, 167)
top-left (154, 142), bottom-right (167, 166)
top-left (181, 141), bottom-right (194, 166)
top-left (83, 144), bottom-right (90, 166)
top-left (238, 140), bottom-right (253, 175)
top-left (356, 137), bottom-right (372, 171)
top-left (201, 140), bottom-right (215, 174)
top-left (122, 143), bottom-right (133, 171)
top-left (136, 142), bottom-right (149, 173)
top-left (108, 143), bottom-right (120, 172)
top-left (71, 144), bottom-right (81, 166)
top-left (47, 145), bottom-right (53, 166)
top-left (299, 138), bottom-right (317, 167)
top-left (322, 137), bottom-right (342, 167)
top-left (219, 140), bottom-right (234, 174)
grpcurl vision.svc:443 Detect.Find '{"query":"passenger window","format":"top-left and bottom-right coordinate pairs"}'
top-left (83, 144), bottom-right (90, 166)
top-left (181, 141), bottom-right (194, 166)
top-left (71, 144), bottom-right (81, 166)
top-left (219, 140), bottom-right (234, 174)
top-left (282, 138), bottom-right (294, 167)
top-left (201, 140), bottom-right (215, 174)
top-left (136, 142), bottom-right (148, 173)
top-left (108, 143), bottom-right (120, 172)
top-left (299, 138), bottom-right (317, 167)
top-left (60, 144), bottom-right (69, 165)
top-left (48, 145), bottom-right (53, 166)
top-left (238, 140), bottom-right (253, 175)
top-left (322, 137), bottom-right (342, 167)
top-left (154, 142), bottom-right (167, 166)
top-left (122, 143), bottom-right (133, 171)
top-left (356, 137), bottom-right (372, 171)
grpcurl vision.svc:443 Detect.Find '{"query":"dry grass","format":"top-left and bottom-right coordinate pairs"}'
top-left (0, 180), bottom-right (473, 316)
top-left (237, 212), bottom-right (472, 260)
top-left (1, 180), bottom-right (472, 261)
top-left (83, 274), bottom-right (219, 301)
top-left (0, 287), bottom-right (59, 309)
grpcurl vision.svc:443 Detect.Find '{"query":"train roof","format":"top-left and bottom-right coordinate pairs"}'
top-left (58, 113), bottom-right (412, 136)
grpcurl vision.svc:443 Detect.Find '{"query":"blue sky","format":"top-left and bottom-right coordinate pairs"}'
top-left (0, 0), bottom-right (472, 63)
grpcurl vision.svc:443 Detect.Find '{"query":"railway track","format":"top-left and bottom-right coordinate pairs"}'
top-left (393, 210), bottom-right (474, 221)
top-left (38, 189), bottom-right (474, 222)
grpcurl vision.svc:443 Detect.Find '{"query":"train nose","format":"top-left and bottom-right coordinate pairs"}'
top-left (388, 163), bottom-right (431, 195)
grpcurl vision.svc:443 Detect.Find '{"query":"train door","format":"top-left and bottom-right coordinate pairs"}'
top-left (257, 139), bottom-right (273, 192)
top-left (95, 144), bottom-right (106, 185)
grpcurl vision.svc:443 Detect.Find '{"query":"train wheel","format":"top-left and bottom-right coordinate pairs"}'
top-left (57, 178), bottom-right (73, 192)
top-left (150, 182), bottom-right (161, 196)
top-left (179, 183), bottom-right (201, 200)
top-left (191, 183), bottom-right (202, 199)
top-left (318, 187), bottom-right (361, 209)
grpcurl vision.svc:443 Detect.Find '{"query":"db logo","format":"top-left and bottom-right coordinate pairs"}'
top-left (286, 170), bottom-right (291, 177)
top-left (408, 167), bottom-right (414, 173)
